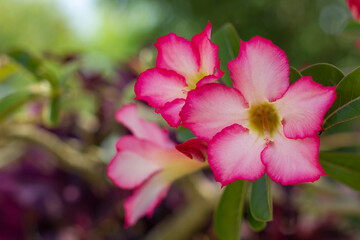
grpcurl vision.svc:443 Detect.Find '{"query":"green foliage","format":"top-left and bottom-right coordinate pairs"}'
top-left (319, 152), bottom-right (360, 192)
top-left (215, 180), bottom-right (248, 240)
top-left (289, 66), bottom-right (302, 84)
top-left (247, 209), bottom-right (266, 232)
top-left (323, 66), bottom-right (360, 131)
top-left (0, 91), bottom-right (37, 121)
top-left (212, 23), bottom-right (240, 87)
top-left (301, 63), bottom-right (344, 86)
top-left (177, 126), bottom-right (195, 142)
top-left (249, 175), bottom-right (273, 222)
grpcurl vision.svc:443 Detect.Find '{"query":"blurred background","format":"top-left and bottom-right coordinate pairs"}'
top-left (0, 0), bottom-right (359, 239)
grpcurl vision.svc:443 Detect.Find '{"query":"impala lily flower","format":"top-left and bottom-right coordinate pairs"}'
top-left (181, 36), bottom-right (336, 186)
top-left (134, 22), bottom-right (224, 127)
top-left (107, 104), bottom-right (207, 227)
top-left (347, 0), bottom-right (360, 21)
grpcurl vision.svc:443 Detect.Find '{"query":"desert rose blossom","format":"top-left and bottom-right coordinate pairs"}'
top-left (107, 104), bottom-right (207, 227)
top-left (347, 0), bottom-right (360, 21)
top-left (181, 36), bottom-right (336, 186)
top-left (134, 22), bottom-right (224, 127)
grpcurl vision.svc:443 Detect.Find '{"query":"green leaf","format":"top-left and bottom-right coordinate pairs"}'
top-left (0, 63), bottom-right (18, 83)
top-left (8, 50), bottom-right (42, 79)
top-left (177, 126), bottom-right (195, 142)
top-left (319, 152), bottom-right (360, 192)
top-left (8, 50), bottom-right (58, 87)
top-left (212, 23), bottom-right (241, 87)
top-left (300, 63), bottom-right (344, 86)
top-left (249, 175), bottom-right (273, 222)
top-left (47, 94), bottom-right (61, 126)
top-left (247, 209), bottom-right (266, 232)
top-left (0, 91), bottom-right (36, 121)
top-left (323, 66), bottom-right (360, 130)
top-left (289, 66), bottom-right (302, 84)
top-left (343, 20), bottom-right (360, 34)
top-left (215, 180), bottom-right (248, 240)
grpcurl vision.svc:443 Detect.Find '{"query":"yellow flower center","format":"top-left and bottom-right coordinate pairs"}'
top-left (185, 72), bottom-right (207, 91)
top-left (247, 102), bottom-right (281, 139)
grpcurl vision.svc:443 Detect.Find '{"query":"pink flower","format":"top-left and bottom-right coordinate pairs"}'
top-left (181, 36), bottom-right (336, 186)
top-left (347, 0), bottom-right (360, 21)
top-left (107, 104), bottom-right (207, 227)
top-left (134, 22), bottom-right (224, 127)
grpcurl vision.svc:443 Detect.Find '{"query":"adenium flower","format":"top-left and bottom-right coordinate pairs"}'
top-left (135, 22), bottom-right (224, 127)
top-left (181, 36), bottom-right (336, 186)
top-left (107, 104), bottom-right (207, 227)
top-left (347, 0), bottom-right (360, 21)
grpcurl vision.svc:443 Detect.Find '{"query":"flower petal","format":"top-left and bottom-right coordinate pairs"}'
top-left (176, 138), bottom-right (208, 162)
top-left (157, 98), bottom-right (186, 127)
top-left (228, 36), bottom-right (289, 104)
top-left (275, 76), bottom-right (336, 139)
top-left (208, 124), bottom-right (266, 186)
top-left (134, 68), bottom-right (187, 109)
top-left (155, 33), bottom-right (200, 80)
top-left (191, 22), bottom-right (219, 75)
top-left (180, 83), bottom-right (248, 141)
top-left (115, 104), bottom-right (174, 148)
top-left (347, 0), bottom-right (360, 21)
top-left (107, 150), bottom-right (162, 189)
top-left (124, 176), bottom-right (170, 227)
top-left (261, 133), bottom-right (325, 185)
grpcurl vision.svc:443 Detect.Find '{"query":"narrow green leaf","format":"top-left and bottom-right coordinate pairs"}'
top-left (249, 175), bottom-right (273, 222)
top-left (8, 50), bottom-right (58, 87)
top-left (319, 152), bottom-right (360, 192)
top-left (0, 91), bottom-right (36, 121)
top-left (215, 180), bottom-right (248, 240)
top-left (289, 66), bottom-right (302, 84)
top-left (8, 50), bottom-right (42, 79)
top-left (212, 23), bottom-right (240, 87)
top-left (247, 208), bottom-right (266, 232)
top-left (323, 66), bottom-right (360, 130)
top-left (300, 63), bottom-right (344, 86)
top-left (47, 94), bottom-right (61, 126)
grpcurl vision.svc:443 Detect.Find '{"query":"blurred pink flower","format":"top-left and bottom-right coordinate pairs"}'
top-left (134, 22), bottom-right (224, 127)
top-left (181, 36), bottom-right (336, 186)
top-left (347, 0), bottom-right (360, 21)
top-left (107, 104), bottom-right (207, 227)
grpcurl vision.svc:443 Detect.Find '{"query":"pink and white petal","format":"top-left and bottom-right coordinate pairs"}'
top-left (116, 104), bottom-right (174, 148)
top-left (191, 22), bottom-right (219, 75)
top-left (228, 36), bottom-right (289, 104)
top-left (155, 33), bottom-right (200, 79)
top-left (157, 98), bottom-right (186, 128)
top-left (208, 124), bottom-right (266, 186)
top-left (107, 151), bottom-right (163, 189)
top-left (124, 176), bottom-right (170, 227)
top-left (134, 68), bottom-right (187, 109)
top-left (347, 0), bottom-right (360, 21)
top-left (196, 73), bottom-right (221, 87)
top-left (180, 83), bottom-right (248, 141)
top-left (274, 76), bottom-right (336, 139)
top-left (115, 136), bottom-right (162, 159)
top-left (176, 138), bottom-right (208, 162)
top-left (261, 133), bottom-right (325, 185)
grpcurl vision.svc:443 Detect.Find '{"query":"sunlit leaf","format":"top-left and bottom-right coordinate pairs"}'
top-left (343, 20), bottom-right (360, 34)
top-left (289, 66), bottom-right (302, 84)
top-left (212, 23), bottom-right (240, 87)
top-left (0, 62), bottom-right (18, 83)
top-left (247, 208), bottom-right (266, 232)
top-left (319, 152), bottom-right (360, 192)
top-left (0, 91), bottom-right (36, 121)
top-left (47, 94), bottom-right (61, 126)
top-left (215, 180), bottom-right (248, 240)
top-left (300, 63), bottom-right (344, 86)
top-left (323, 66), bottom-right (360, 130)
top-left (249, 174), bottom-right (272, 222)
